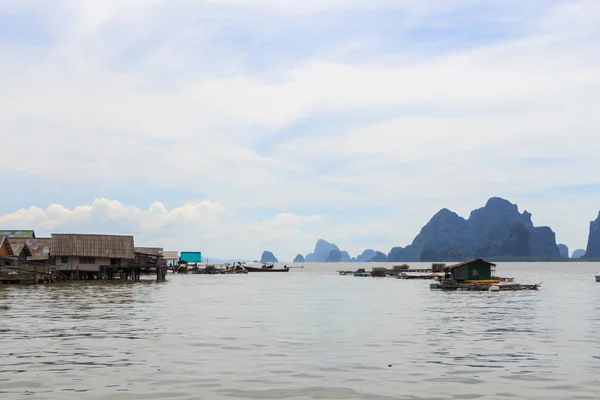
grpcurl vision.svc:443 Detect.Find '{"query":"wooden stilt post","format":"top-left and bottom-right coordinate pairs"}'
top-left (156, 266), bottom-right (165, 282)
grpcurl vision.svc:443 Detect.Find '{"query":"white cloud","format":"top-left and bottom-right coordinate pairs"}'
top-left (0, 0), bottom-right (599, 256)
top-left (0, 197), bottom-right (417, 260)
top-left (0, 198), bottom-right (225, 233)
top-left (0, 198), bottom-right (330, 259)
top-left (62, 0), bottom-right (442, 23)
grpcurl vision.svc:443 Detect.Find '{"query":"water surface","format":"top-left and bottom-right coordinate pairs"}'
top-left (1, 262), bottom-right (600, 399)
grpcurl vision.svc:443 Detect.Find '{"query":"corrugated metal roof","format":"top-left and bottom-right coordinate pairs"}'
top-left (444, 258), bottom-right (496, 270)
top-left (51, 234), bottom-right (135, 259)
top-left (0, 230), bottom-right (35, 238)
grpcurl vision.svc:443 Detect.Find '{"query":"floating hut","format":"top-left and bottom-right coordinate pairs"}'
top-left (443, 259), bottom-right (496, 283)
top-left (431, 259), bottom-right (539, 291)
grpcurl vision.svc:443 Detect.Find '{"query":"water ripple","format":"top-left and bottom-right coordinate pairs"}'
top-left (1, 262), bottom-right (600, 399)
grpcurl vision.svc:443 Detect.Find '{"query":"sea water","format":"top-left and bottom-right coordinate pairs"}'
top-left (1, 262), bottom-right (599, 399)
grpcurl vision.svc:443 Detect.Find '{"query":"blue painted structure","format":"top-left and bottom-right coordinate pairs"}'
top-left (180, 251), bottom-right (202, 263)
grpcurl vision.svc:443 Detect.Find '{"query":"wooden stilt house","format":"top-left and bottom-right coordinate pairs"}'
top-left (134, 247), bottom-right (164, 265)
top-left (51, 234), bottom-right (135, 273)
top-left (0, 236), bottom-right (32, 266)
top-left (6, 238), bottom-right (51, 266)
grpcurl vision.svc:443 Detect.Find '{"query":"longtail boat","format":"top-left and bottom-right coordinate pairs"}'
top-left (244, 265), bottom-right (289, 272)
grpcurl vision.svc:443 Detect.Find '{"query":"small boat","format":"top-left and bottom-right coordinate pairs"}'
top-left (238, 262), bottom-right (288, 272)
top-left (353, 268), bottom-right (369, 277)
top-left (244, 265), bottom-right (289, 272)
top-left (596, 274), bottom-right (600, 282)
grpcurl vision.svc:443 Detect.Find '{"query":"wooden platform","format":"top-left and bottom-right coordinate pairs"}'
top-left (1, 264), bottom-right (167, 284)
top-left (339, 268), bottom-right (439, 277)
top-left (0, 265), bottom-right (57, 284)
top-left (430, 280), bottom-right (541, 291)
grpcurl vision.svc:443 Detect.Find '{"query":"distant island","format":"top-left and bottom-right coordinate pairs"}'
top-left (304, 239), bottom-right (351, 262)
top-left (285, 197), bottom-right (600, 263)
top-left (558, 244), bottom-right (569, 258)
top-left (257, 197), bottom-right (600, 263)
top-left (260, 251), bottom-right (278, 263)
top-left (572, 249), bottom-right (586, 259)
top-left (584, 212), bottom-right (600, 258)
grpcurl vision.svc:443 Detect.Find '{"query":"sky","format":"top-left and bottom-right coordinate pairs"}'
top-left (1, 0), bottom-right (599, 260)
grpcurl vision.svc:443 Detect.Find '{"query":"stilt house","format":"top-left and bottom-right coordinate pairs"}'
top-left (134, 247), bottom-right (164, 265)
top-left (51, 234), bottom-right (135, 272)
top-left (0, 236), bottom-right (32, 266)
top-left (6, 238), bottom-right (51, 265)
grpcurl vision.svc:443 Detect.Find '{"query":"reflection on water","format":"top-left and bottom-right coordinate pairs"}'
top-left (1, 262), bottom-right (600, 399)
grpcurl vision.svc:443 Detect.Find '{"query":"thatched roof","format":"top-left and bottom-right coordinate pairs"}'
top-left (51, 234), bottom-right (135, 259)
top-left (134, 247), bottom-right (163, 256)
top-left (8, 238), bottom-right (51, 260)
top-left (162, 251), bottom-right (179, 260)
top-left (7, 241), bottom-right (32, 257)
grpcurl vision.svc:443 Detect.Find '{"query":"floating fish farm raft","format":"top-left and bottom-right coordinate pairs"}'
top-left (430, 280), bottom-right (541, 291)
top-left (338, 259), bottom-right (539, 291)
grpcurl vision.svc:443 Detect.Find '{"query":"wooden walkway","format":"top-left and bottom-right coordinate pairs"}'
top-left (98, 264), bottom-right (167, 282)
top-left (1, 264), bottom-right (167, 284)
top-left (0, 265), bottom-right (58, 284)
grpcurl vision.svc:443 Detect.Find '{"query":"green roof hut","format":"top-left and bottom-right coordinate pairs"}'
top-left (443, 259), bottom-right (496, 282)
